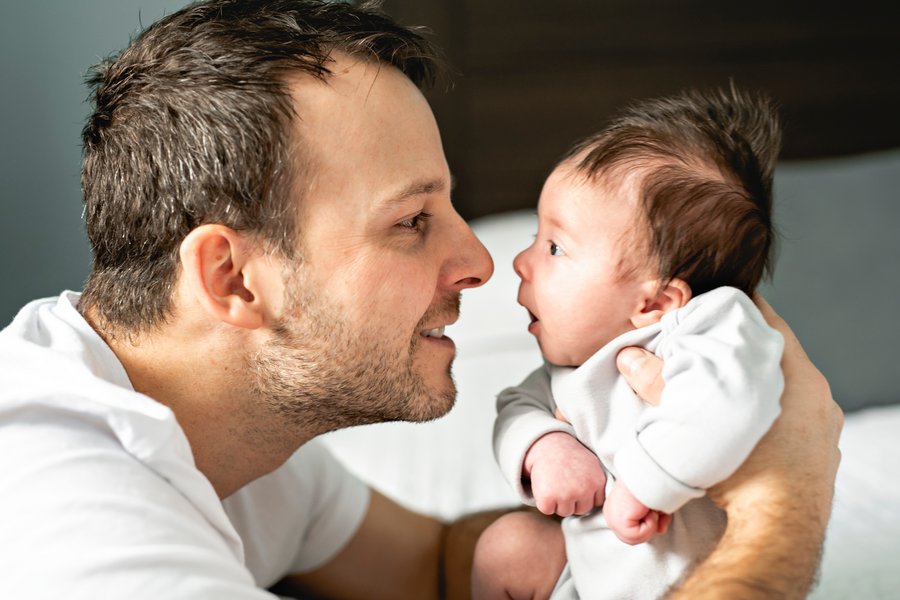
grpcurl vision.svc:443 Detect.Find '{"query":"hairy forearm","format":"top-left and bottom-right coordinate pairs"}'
top-left (668, 480), bottom-right (830, 599)
top-left (665, 297), bottom-right (841, 600)
top-left (282, 490), bottom-right (443, 600)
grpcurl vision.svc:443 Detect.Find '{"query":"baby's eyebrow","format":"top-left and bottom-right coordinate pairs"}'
top-left (545, 214), bottom-right (565, 230)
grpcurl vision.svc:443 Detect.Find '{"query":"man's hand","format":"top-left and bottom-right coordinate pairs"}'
top-left (523, 431), bottom-right (606, 517)
top-left (615, 297), bottom-right (843, 599)
top-left (707, 297), bottom-right (842, 516)
top-left (604, 481), bottom-right (672, 545)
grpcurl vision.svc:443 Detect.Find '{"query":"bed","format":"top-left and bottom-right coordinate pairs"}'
top-left (320, 146), bottom-right (900, 597)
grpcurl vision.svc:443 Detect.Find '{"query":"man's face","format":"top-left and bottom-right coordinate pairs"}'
top-left (252, 57), bottom-right (493, 430)
top-left (513, 165), bottom-right (650, 367)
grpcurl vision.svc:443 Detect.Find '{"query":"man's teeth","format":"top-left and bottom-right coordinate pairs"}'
top-left (421, 326), bottom-right (445, 338)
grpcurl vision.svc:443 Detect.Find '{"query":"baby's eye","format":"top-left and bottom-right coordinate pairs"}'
top-left (549, 241), bottom-right (565, 256)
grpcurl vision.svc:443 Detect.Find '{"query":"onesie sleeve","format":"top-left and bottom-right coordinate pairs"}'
top-left (614, 288), bottom-right (784, 514)
top-left (494, 365), bottom-right (576, 503)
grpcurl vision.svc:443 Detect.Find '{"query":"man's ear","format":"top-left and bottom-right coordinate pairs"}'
top-left (630, 278), bottom-right (692, 329)
top-left (179, 224), bottom-right (282, 330)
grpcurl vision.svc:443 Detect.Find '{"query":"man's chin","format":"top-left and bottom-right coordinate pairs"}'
top-left (405, 378), bottom-right (456, 423)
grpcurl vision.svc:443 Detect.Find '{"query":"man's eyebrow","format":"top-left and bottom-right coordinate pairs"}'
top-left (379, 175), bottom-right (454, 208)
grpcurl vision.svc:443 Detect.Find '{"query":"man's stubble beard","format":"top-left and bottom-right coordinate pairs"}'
top-left (248, 272), bottom-right (459, 435)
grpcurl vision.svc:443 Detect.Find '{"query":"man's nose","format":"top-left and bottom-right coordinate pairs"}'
top-left (448, 219), bottom-right (494, 291)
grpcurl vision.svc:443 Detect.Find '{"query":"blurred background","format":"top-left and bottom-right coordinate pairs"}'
top-left (383, 1), bottom-right (899, 219)
top-left (1, 0), bottom-right (898, 411)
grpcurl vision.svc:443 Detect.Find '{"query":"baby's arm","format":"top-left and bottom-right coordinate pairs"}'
top-left (603, 481), bottom-right (672, 545)
top-left (495, 366), bottom-right (606, 517)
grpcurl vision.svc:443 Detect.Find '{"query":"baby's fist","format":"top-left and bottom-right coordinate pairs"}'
top-left (524, 432), bottom-right (607, 517)
top-left (603, 482), bottom-right (671, 545)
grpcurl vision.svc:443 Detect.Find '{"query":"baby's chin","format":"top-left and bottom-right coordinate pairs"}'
top-left (540, 345), bottom-right (589, 368)
top-left (539, 336), bottom-right (611, 368)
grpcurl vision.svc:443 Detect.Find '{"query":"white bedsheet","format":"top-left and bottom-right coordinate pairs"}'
top-left (810, 405), bottom-right (900, 599)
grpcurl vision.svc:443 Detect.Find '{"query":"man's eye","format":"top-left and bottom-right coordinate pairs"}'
top-left (549, 241), bottom-right (565, 256)
top-left (398, 212), bottom-right (432, 232)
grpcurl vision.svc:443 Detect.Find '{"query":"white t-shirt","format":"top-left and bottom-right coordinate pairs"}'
top-left (0, 292), bottom-right (370, 599)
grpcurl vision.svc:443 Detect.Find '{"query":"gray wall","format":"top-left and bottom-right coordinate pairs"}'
top-left (0, 1), bottom-right (188, 327)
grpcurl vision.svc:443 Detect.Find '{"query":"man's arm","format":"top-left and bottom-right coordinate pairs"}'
top-left (279, 489), bottom-right (441, 600)
top-left (616, 298), bottom-right (843, 599)
top-left (279, 489), bottom-right (505, 600)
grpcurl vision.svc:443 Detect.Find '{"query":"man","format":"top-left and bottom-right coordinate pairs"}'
top-left (0, 1), bottom-right (841, 599)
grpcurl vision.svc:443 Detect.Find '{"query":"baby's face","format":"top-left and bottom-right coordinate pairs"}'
top-left (513, 165), bottom-right (652, 367)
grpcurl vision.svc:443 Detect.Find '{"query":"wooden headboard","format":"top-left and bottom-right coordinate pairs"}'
top-left (383, 0), bottom-right (900, 220)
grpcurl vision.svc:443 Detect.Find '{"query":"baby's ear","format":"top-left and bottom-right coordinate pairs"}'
top-left (630, 278), bottom-right (692, 328)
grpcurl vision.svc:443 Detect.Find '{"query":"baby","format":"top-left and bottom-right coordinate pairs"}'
top-left (472, 87), bottom-right (786, 600)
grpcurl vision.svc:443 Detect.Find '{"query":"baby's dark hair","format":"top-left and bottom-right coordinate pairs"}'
top-left (563, 85), bottom-right (781, 296)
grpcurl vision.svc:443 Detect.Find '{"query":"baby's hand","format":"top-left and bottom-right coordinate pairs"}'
top-left (603, 482), bottom-right (672, 545)
top-left (523, 432), bottom-right (606, 517)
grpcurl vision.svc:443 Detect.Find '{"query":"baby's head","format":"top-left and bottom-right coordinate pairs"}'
top-left (515, 86), bottom-right (781, 366)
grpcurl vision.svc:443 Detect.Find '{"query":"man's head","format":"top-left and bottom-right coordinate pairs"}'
top-left (514, 86), bottom-right (781, 366)
top-left (250, 58), bottom-right (492, 428)
top-left (80, 0), bottom-right (444, 333)
top-left (79, 1), bottom-right (493, 432)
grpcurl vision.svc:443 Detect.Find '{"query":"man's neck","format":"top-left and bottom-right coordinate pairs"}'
top-left (85, 308), bottom-right (316, 499)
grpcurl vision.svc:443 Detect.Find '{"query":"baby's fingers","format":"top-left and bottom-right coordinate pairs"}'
top-left (657, 512), bottom-right (672, 534)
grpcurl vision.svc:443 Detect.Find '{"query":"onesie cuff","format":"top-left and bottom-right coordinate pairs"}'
top-left (614, 438), bottom-right (704, 514)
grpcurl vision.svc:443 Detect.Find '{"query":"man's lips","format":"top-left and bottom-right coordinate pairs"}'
top-left (419, 321), bottom-right (456, 350)
top-left (417, 294), bottom-right (461, 342)
top-left (420, 325), bottom-right (446, 338)
top-left (419, 314), bottom-right (458, 339)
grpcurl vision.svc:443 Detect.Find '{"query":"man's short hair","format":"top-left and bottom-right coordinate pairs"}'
top-left (564, 85), bottom-right (781, 296)
top-left (80, 0), bottom-right (445, 334)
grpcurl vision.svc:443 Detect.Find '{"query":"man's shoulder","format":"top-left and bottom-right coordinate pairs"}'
top-left (2, 290), bottom-right (130, 381)
top-left (0, 428), bottom-right (261, 597)
top-left (0, 386), bottom-right (259, 598)
top-left (0, 291), bottom-right (167, 437)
